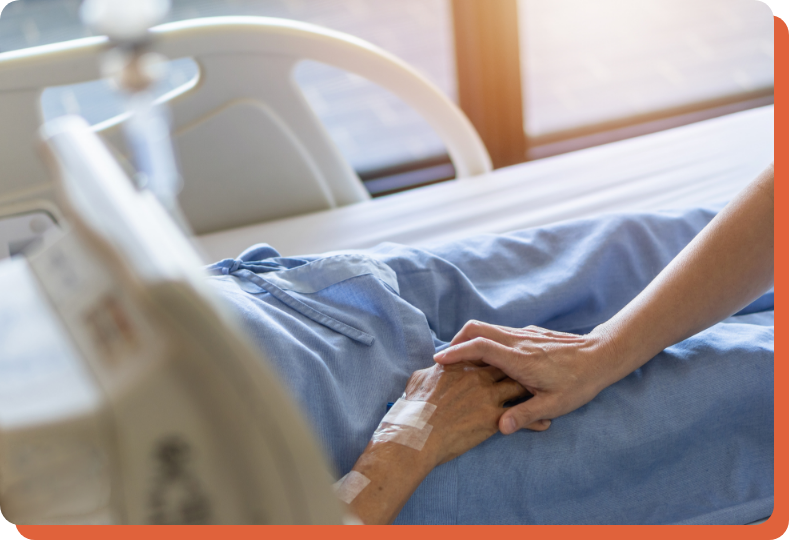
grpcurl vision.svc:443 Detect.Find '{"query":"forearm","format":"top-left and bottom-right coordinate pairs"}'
top-left (339, 364), bottom-right (524, 522)
top-left (592, 164), bottom-right (774, 386)
top-left (344, 438), bottom-right (436, 524)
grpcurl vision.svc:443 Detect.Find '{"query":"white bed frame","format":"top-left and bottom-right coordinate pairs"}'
top-left (0, 17), bottom-right (490, 237)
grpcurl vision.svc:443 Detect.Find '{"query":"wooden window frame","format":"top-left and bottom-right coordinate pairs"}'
top-left (450, 0), bottom-right (773, 168)
top-left (451, 0), bottom-right (528, 169)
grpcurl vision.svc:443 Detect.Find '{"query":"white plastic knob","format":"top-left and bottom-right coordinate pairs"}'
top-left (80, 0), bottom-right (171, 42)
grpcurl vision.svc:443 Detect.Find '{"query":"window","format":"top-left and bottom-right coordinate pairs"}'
top-left (0, 0), bottom-right (774, 194)
top-left (519, 0), bottom-right (774, 159)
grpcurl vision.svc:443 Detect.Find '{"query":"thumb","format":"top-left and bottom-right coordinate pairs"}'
top-left (499, 398), bottom-right (551, 435)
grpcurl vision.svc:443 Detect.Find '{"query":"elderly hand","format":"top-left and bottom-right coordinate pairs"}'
top-left (345, 361), bottom-right (532, 524)
top-left (404, 362), bottom-right (537, 467)
top-left (433, 321), bottom-right (618, 435)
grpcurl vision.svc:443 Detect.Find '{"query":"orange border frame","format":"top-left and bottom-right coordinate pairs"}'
top-left (9, 13), bottom-right (786, 540)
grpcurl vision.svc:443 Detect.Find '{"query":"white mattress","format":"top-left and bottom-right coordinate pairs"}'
top-left (197, 105), bottom-right (773, 260)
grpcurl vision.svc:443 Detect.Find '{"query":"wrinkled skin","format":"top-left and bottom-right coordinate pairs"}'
top-left (403, 361), bottom-right (547, 467)
top-left (434, 320), bottom-right (612, 435)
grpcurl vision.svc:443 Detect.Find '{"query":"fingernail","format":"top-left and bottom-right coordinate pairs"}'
top-left (433, 352), bottom-right (445, 361)
top-left (502, 417), bottom-right (516, 434)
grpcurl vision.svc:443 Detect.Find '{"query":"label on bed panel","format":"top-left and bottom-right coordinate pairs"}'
top-left (82, 294), bottom-right (140, 367)
top-left (27, 231), bottom-right (168, 392)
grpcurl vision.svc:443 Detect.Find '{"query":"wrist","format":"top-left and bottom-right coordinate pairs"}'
top-left (586, 324), bottom-right (637, 391)
top-left (589, 316), bottom-right (662, 388)
top-left (362, 436), bottom-right (438, 476)
top-left (348, 437), bottom-right (436, 524)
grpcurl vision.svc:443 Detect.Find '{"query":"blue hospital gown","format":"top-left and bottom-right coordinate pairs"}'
top-left (206, 207), bottom-right (773, 525)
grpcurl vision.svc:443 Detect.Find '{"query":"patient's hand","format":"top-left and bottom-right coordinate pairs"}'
top-left (405, 363), bottom-right (532, 466)
top-left (338, 362), bottom-right (528, 524)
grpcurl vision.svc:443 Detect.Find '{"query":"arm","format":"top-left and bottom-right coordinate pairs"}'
top-left (338, 362), bottom-right (528, 524)
top-left (593, 163), bottom-right (773, 386)
top-left (434, 164), bottom-right (774, 434)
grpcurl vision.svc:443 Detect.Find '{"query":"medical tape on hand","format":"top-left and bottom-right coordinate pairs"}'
top-left (381, 398), bottom-right (437, 430)
top-left (373, 398), bottom-right (436, 451)
top-left (333, 470), bottom-right (371, 505)
top-left (372, 422), bottom-right (434, 451)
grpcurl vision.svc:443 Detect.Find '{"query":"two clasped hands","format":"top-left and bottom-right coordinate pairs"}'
top-left (433, 321), bottom-right (610, 434)
top-left (434, 163), bottom-right (774, 439)
top-left (345, 164), bottom-right (773, 524)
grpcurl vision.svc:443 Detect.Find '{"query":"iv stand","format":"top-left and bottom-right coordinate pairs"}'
top-left (80, 0), bottom-right (188, 227)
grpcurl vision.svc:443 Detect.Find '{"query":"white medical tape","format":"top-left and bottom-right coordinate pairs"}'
top-left (381, 398), bottom-right (437, 430)
top-left (342, 513), bottom-right (365, 525)
top-left (333, 470), bottom-right (371, 505)
top-left (372, 423), bottom-right (434, 452)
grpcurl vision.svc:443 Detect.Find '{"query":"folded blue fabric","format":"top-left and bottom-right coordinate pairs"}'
top-left (206, 206), bottom-right (773, 524)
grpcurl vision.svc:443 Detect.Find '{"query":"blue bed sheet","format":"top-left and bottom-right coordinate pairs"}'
top-left (206, 206), bottom-right (773, 524)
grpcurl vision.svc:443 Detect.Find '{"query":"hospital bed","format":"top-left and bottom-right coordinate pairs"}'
top-left (0, 13), bottom-right (774, 525)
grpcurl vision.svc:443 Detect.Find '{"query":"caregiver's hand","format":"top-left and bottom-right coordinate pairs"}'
top-left (436, 163), bottom-right (774, 436)
top-left (433, 322), bottom-right (616, 434)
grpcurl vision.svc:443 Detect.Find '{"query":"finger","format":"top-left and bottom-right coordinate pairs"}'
top-left (448, 320), bottom-right (519, 348)
top-left (437, 340), bottom-right (541, 388)
top-left (523, 325), bottom-right (550, 334)
top-left (499, 398), bottom-right (553, 435)
top-left (458, 358), bottom-right (491, 368)
top-left (482, 365), bottom-right (506, 382)
top-left (434, 337), bottom-right (515, 369)
top-left (438, 358), bottom-right (494, 370)
top-left (495, 378), bottom-right (528, 402)
top-left (524, 419), bottom-right (552, 432)
top-left (448, 320), bottom-right (492, 346)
